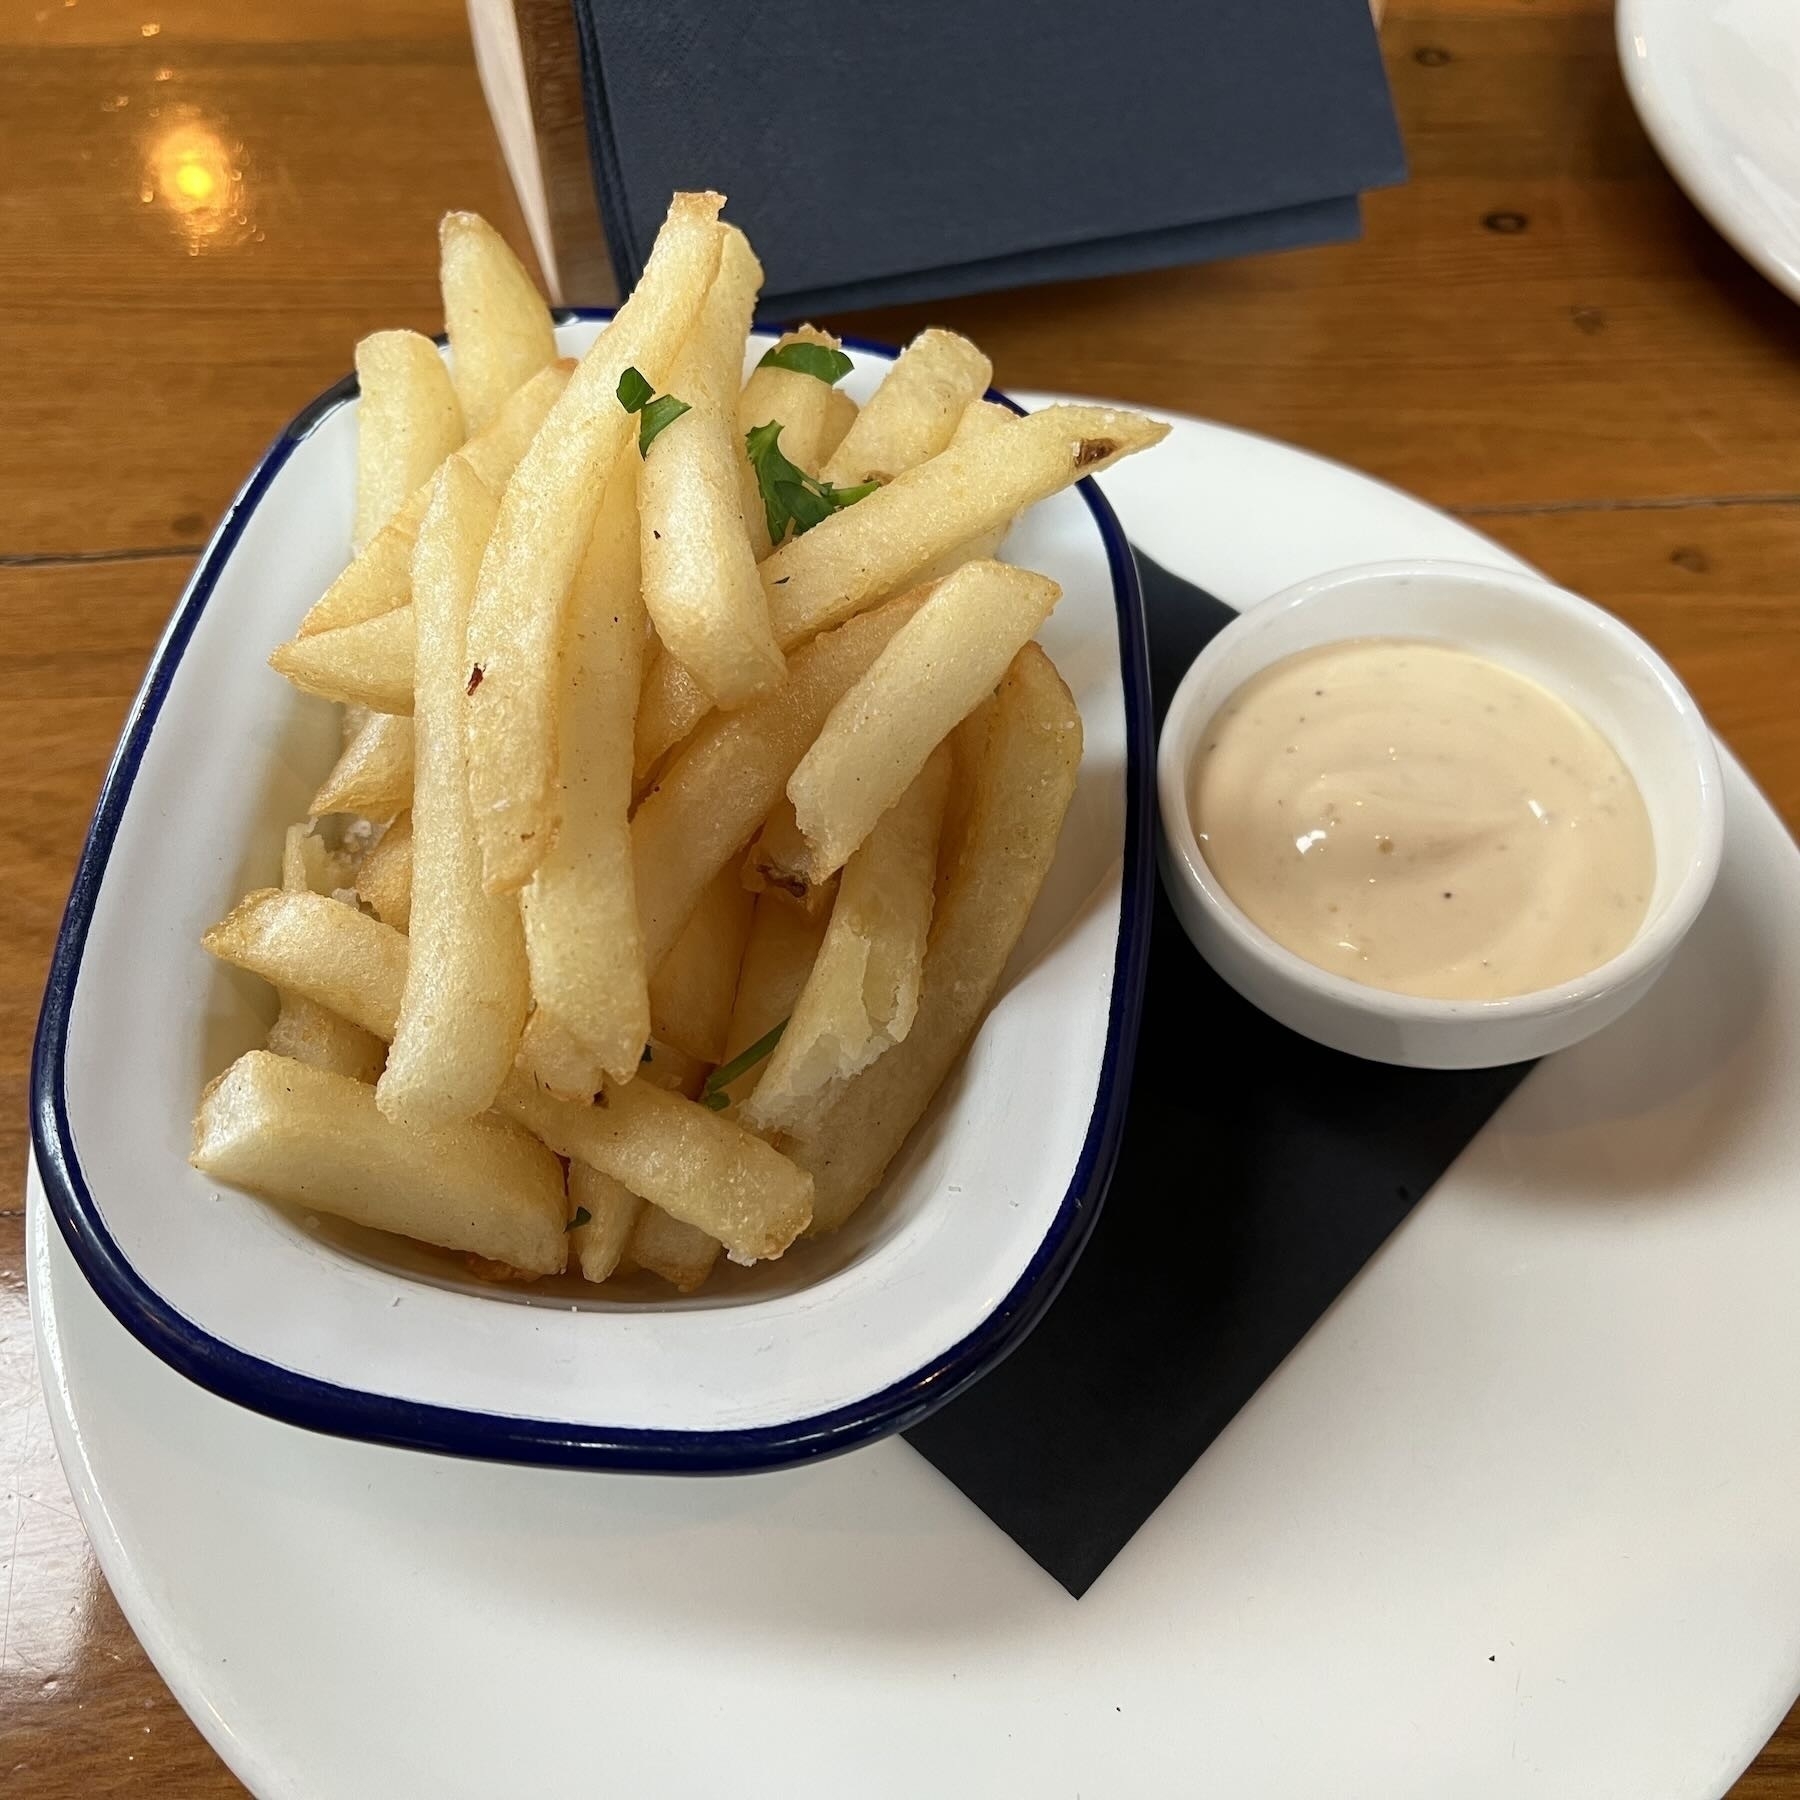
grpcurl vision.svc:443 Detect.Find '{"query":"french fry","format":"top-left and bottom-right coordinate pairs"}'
top-left (354, 813), bottom-right (413, 930)
top-left (518, 465), bottom-right (648, 1088)
top-left (266, 825), bottom-right (387, 1082)
top-left (903, 399), bottom-right (1015, 584)
top-left (741, 801), bottom-right (833, 912)
top-left (311, 710), bottom-right (413, 820)
top-left (713, 890), bottom-right (833, 1115)
top-left (628, 1204), bottom-right (719, 1292)
top-left (647, 863), bottom-right (755, 1063)
top-left (193, 1051), bottom-right (566, 1274)
top-left (205, 889), bottom-right (407, 1035)
top-left (567, 1162), bottom-right (643, 1284)
top-left (631, 587), bottom-right (927, 972)
top-left (632, 647), bottom-right (716, 785)
top-left (202, 894), bottom-right (809, 1262)
top-left (465, 191), bottom-right (725, 894)
top-left (784, 643), bottom-right (1082, 1232)
top-left (762, 403), bottom-right (1167, 647)
top-left (439, 211), bottom-right (558, 435)
top-left (353, 330), bottom-right (463, 552)
top-left (817, 385), bottom-right (858, 463)
top-left (500, 1061), bottom-right (810, 1263)
top-left (299, 361), bottom-right (572, 637)
top-left (817, 329), bottom-right (991, 488)
top-left (270, 604), bottom-right (415, 714)
top-left (936, 693), bottom-right (998, 902)
top-left (743, 748), bottom-right (949, 1138)
top-left (785, 560), bottom-right (1061, 880)
top-left (639, 226), bottom-right (783, 707)
top-left (639, 1037), bottom-right (709, 1097)
top-left (378, 460), bottom-right (530, 1128)
top-left (735, 324), bottom-right (848, 558)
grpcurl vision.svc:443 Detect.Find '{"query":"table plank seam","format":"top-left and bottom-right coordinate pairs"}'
top-left (1459, 493), bottom-right (1800, 519)
top-left (0, 545), bottom-right (203, 570)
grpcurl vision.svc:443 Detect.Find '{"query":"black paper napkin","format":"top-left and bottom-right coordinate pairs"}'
top-left (571, 0), bottom-right (1404, 311)
top-left (903, 555), bottom-right (1534, 1598)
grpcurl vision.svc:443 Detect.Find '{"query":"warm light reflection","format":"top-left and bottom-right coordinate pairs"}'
top-left (144, 112), bottom-right (252, 252)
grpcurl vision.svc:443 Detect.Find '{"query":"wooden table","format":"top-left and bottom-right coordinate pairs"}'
top-left (2, 0), bottom-right (1796, 1790)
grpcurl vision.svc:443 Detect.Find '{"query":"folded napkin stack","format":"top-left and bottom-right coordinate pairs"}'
top-left (570, 0), bottom-right (1405, 313)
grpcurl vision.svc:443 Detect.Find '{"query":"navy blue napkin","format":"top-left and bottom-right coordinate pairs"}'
top-left (571, 0), bottom-right (1403, 310)
top-left (902, 555), bottom-right (1534, 1599)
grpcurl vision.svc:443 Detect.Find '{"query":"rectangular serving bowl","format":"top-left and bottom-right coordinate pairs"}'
top-left (31, 319), bottom-right (1152, 1472)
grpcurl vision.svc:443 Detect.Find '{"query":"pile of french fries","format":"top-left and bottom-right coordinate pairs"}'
top-left (192, 193), bottom-right (1167, 1294)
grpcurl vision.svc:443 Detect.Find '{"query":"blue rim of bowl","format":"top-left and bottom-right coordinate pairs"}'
top-left (28, 314), bottom-right (1155, 1474)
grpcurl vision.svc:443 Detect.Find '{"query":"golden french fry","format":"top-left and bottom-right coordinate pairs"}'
top-left (353, 330), bottom-right (463, 552)
top-left (817, 329), bottom-right (991, 489)
top-left (762, 404), bottom-right (1167, 648)
top-left (439, 211), bottom-right (557, 434)
top-left (378, 460), bottom-right (530, 1128)
top-left (639, 1036), bottom-right (707, 1097)
top-left (936, 693), bottom-right (998, 902)
top-left (743, 748), bottom-right (949, 1138)
top-left (817, 385), bottom-right (858, 463)
top-left (713, 890), bottom-right (833, 1114)
top-left (193, 1051), bottom-right (566, 1274)
top-left (263, 998), bottom-right (387, 1082)
top-left (202, 894), bottom-right (809, 1263)
top-left (270, 604), bottom-right (415, 714)
top-left (784, 643), bottom-right (1081, 1232)
top-left (647, 863), bottom-right (755, 1063)
top-left (639, 226), bottom-right (783, 707)
top-left (499, 1064), bottom-right (811, 1263)
top-left (311, 710), bottom-right (413, 820)
top-left (266, 825), bottom-right (388, 1081)
top-left (631, 587), bottom-right (926, 972)
top-left (567, 1162), bottom-right (643, 1284)
top-left (628, 1204), bottom-right (719, 1292)
top-left (735, 324), bottom-right (848, 559)
top-left (901, 400), bottom-right (1016, 584)
top-left (519, 465), bottom-right (649, 1088)
top-left (786, 560), bottom-right (1061, 880)
top-left (205, 889), bottom-right (407, 1035)
top-left (741, 801), bottom-right (834, 912)
top-left (465, 191), bottom-right (725, 894)
top-left (632, 647), bottom-right (715, 785)
top-left (300, 362), bottom-right (572, 637)
top-left (355, 814), bottom-right (413, 930)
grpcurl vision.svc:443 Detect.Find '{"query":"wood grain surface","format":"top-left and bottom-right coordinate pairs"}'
top-left (2, 0), bottom-right (1796, 1792)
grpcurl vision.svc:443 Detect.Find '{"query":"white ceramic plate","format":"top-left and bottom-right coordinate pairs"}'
top-left (1620, 0), bottom-right (1800, 302)
top-left (29, 323), bottom-right (1150, 1470)
top-left (29, 403), bottom-right (1800, 1798)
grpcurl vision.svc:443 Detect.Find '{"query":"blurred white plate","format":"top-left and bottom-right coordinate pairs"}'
top-left (1620, 0), bottom-right (1800, 300)
top-left (29, 403), bottom-right (1800, 1798)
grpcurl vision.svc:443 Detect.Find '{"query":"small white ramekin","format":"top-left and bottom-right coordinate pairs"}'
top-left (1155, 558), bottom-right (1726, 1069)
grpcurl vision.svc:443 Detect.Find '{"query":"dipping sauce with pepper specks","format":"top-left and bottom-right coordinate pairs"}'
top-left (1189, 638), bottom-right (1655, 1000)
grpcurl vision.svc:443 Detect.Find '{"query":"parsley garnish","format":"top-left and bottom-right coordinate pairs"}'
top-left (744, 421), bottom-right (878, 546)
top-left (567, 1206), bottom-right (592, 1231)
top-left (699, 1017), bottom-right (788, 1110)
top-left (617, 366), bottom-right (690, 456)
top-left (757, 341), bottom-right (854, 386)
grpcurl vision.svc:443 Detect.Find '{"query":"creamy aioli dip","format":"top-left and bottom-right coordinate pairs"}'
top-left (1190, 639), bottom-right (1655, 1000)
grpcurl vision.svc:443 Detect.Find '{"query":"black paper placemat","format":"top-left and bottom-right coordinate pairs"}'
top-left (571, 0), bottom-right (1403, 310)
top-left (903, 554), bottom-right (1533, 1598)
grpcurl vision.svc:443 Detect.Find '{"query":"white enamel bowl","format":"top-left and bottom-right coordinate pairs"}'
top-left (29, 320), bottom-right (1153, 1471)
top-left (1156, 559), bottom-right (1724, 1069)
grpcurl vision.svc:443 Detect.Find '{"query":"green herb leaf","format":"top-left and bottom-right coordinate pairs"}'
top-left (616, 366), bottom-right (654, 413)
top-left (567, 1206), bottom-right (592, 1231)
top-left (700, 1017), bottom-right (788, 1104)
top-left (638, 393), bottom-right (690, 456)
top-left (744, 422), bottom-right (879, 545)
top-left (757, 341), bottom-right (855, 386)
